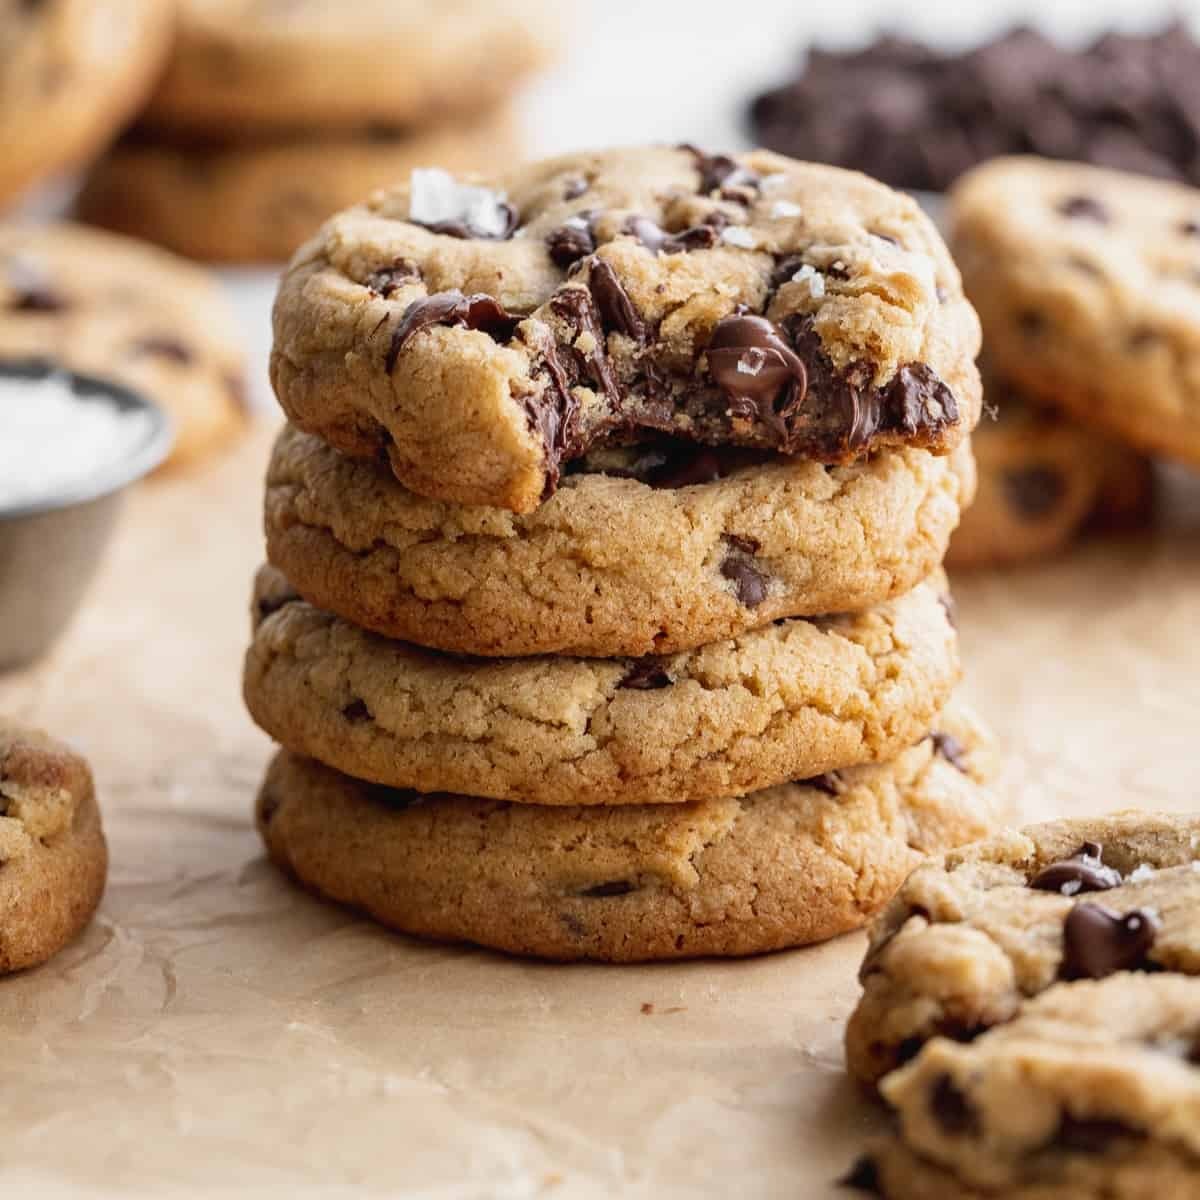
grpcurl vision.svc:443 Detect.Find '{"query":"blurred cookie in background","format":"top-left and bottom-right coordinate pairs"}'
top-left (749, 23), bottom-right (1200, 193)
top-left (949, 157), bottom-right (1200, 471)
top-left (74, 0), bottom-right (557, 262)
top-left (138, 0), bottom-right (555, 138)
top-left (948, 386), bottom-right (1154, 571)
top-left (0, 222), bottom-right (248, 469)
top-left (77, 108), bottom-right (522, 264)
top-left (0, 0), bottom-right (173, 209)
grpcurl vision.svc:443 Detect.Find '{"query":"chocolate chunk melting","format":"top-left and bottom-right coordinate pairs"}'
top-left (626, 215), bottom-right (721, 255)
top-left (708, 313), bottom-right (809, 436)
top-left (1061, 903), bottom-right (1160, 980)
top-left (720, 535), bottom-right (769, 607)
top-left (588, 260), bottom-right (645, 341)
top-left (546, 216), bottom-right (596, 268)
top-left (1003, 465), bottom-right (1066, 519)
top-left (386, 291), bottom-right (520, 372)
top-left (366, 259), bottom-right (421, 298)
top-left (1031, 842), bottom-right (1123, 894)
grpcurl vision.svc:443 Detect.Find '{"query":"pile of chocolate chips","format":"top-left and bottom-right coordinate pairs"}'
top-left (749, 23), bottom-right (1200, 192)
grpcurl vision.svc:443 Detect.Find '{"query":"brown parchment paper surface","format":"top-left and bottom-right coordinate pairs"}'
top-left (1, 419), bottom-right (1197, 1200)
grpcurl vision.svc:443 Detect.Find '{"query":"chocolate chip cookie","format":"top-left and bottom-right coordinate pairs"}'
top-left (854, 973), bottom-right (1200, 1198)
top-left (0, 718), bottom-right (107, 972)
top-left (257, 705), bottom-right (996, 962)
top-left (0, 0), bottom-right (172, 208)
top-left (141, 0), bottom-right (555, 138)
top-left (845, 812), bottom-right (1200, 1088)
top-left (243, 566), bottom-right (960, 807)
top-left (948, 384), bottom-right (1152, 570)
top-left (76, 108), bottom-right (522, 264)
top-left (265, 424), bottom-right (975, 657)
top-left (271, 146), bottom-right (983, 512)
top-left (950, 157), bottom-right (1200, 467)
top-left (0, 222), bottom-right (249, 469)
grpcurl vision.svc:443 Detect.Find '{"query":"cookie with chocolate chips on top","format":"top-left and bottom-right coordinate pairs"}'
top-left (256, 704), bottom-right (997, 962)
top-left (0, 718), bottom-right (107, 973)
top-left (845, 812), bottom-right (1200, 1088)
top-left (271, 145), bottom-right (983, 512)
top-left (243, 566), bottom-right (961, 807)
top-left (0, 222), bottom-right (249, 469)
top-left (950, 156), bottom-right (1200, 468)
top-left (265, 424), bottom-right (976, 657)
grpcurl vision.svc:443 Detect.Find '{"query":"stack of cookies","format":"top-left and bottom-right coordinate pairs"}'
top-left (947, 157), bottom-right (1200, 568)
top-left (76, 0), bottom-right (556, 263)
top-left (243, 146), bottom-right (999, 962)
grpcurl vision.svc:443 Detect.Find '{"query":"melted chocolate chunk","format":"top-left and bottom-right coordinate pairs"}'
top-left (837, 1156), bottom-right (882, 1195)
top-left (129, 335), bottom-right (193, 364)
top-left (930, 1074), bottom-right (979, 1136)
top-left (546, 216), bottom-right (596, 268)
top-left (708, 313), bottom-right (808, 435)
top-left (366, 259), bottom-right (421, 298)
top-left (680, 145), bottom-right (761, 195)
top-left (930, 732), bottom-right (969, 773)
top-left (1057, 1116), bottom-right (1143, 1153)
top-left (1003, 465), bottom-right (1067, 519)
top-left (619, 659), bottom-right (674, 690)
top-left (579, 880), bottom-right (638, 898)
top-left (386, 291), bottom-right (520, 372)
top-left (1057, 195), bottom-right (1110, 223)
top-left (588, 260), bottom-right (645, 341)
top-left (1031, 842), bottom-right (1123, 894)
top-left (341, 698), bottom-right (372, 723)
top-left (720, 535), bottom-right (769, 607)
top-left (1061, 903), bottom-right (1160, 980)
top-left (625, 215), bottom-right (721, 255)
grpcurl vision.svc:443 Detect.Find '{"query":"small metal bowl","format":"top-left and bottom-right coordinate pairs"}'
top-left (0, 361), bottom-right (174, 672)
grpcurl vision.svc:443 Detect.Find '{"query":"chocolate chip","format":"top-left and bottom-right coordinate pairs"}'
top-left (837, 1156), bottom-right (882, 1195)
top-left (1031, 842), bottom-right (1123, 895)
top-left (680, 146), bottom-right (761, 195)
top-left (800, 772), bottom-right (841, 795)
top-left (931, 1074), bottom-right (979, 1136)
top-left (367, 784), bottom-right (426, 812)
top-left (588, 260), bottom-right (645, 341)
top-left (930, 732), bottom-right (969, 773)
top-left (562, 176), bottom-right (589, 201)
top-left (625, 215), bottom-right (720, 255)
top-left (386, 291), bottom-right (520, 372)
top-left (720, 535), bottom-right (769, 607)
top-left (417, 204), bottom-right (518, 241)
top-left (1060, 903), bottom-right (1160, 980)
top-left (619, 659), bottom-right (674, 690)
top-left (341, 699), bottom-right (372, 723)
top-left (546, 216), bottom-right (596, 268)
top-left (579, 880), bottom-right (637, 897)
top-left (129, 336), bottom-right (193, 365)
top-left (1003, 465), bottom-right (1066, 519)
top-left (1057, 195), bottom-right (1110, 223)
top-left (366, 259), bottom-right (421, 298)
top-left (1057, 1116), bottom-right (1143, 1153)
top-left (708, 313), bottom-right (808, 435)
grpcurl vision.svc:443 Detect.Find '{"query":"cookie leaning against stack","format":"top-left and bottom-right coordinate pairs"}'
top-left (76, 0), bottom-right (556, 262)
top-left (946, 157), bottom-right (1200, 568)
top-left (244, 145), bottom-right (1000, 961)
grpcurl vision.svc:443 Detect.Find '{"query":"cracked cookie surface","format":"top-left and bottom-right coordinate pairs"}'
top-left (0, 0), bottom-right (172, 206)
top-left (141, 0), bottom-right (556, 137)
top-left (0, 222), bottom-right (248, 469)
top-left (948, 382), bottom-right (1151, 570)
top-left (271, 145), bottom-right (982, 511)
top-left (266, 424), bottom-right (975, 657)
top-left (257, 704), bottom-right (996, 961)
top-left (0, 718), bottom-right (107, 973)
top-left (76, 107), bottom-right (521, 264)
top-left (243, 566), bottom-right (960, 807)
top-left (855, 974), bottom-right (1200, 1199)
top-left (950, 156), bottom-right (1200, 468)
top-left (845, 812), bottom-right (1200, 1088)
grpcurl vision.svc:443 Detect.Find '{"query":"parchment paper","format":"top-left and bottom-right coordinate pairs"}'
top-left (2, 418), bottom-right (1198, 1200)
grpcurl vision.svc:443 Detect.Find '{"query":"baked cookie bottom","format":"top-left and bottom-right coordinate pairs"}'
top-left (256, 705), bottom-right (996, 962)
